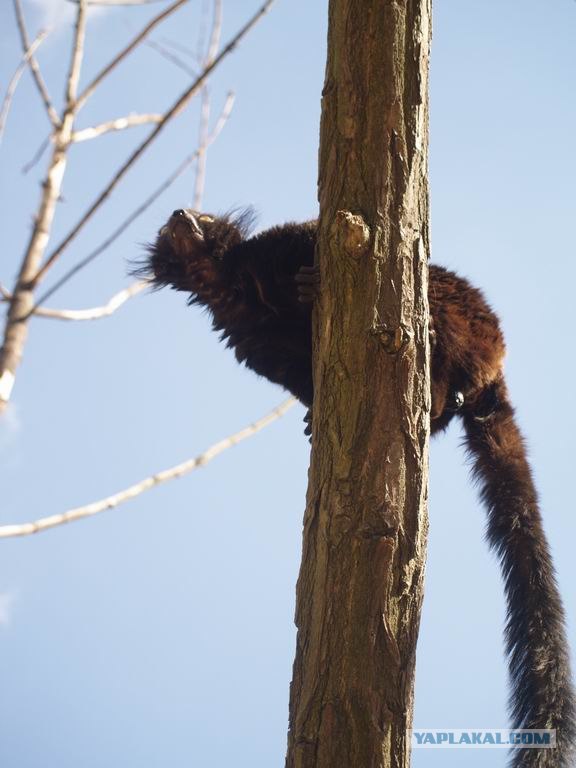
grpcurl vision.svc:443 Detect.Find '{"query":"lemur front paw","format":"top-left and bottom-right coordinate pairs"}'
top-left (303, 408), bottom-right (312, 442)
top-left (295, 265), bottom-right (320, 303)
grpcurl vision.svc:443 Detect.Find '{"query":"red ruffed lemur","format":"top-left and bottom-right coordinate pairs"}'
top-left (140, 208), bottom-right (575, 768)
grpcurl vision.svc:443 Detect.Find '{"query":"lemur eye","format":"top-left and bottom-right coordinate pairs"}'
top-left (198, 215), bottom-right (214, 223)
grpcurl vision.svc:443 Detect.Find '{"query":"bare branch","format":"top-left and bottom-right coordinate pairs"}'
top-left (20, 109), bottom-right (153, 168)
top-left (0, 1), bottom-right (88, 411)
top-left (192, 0), bottom-right (223, 208)
top-left (193, 87), bottom-right (211, 209)
top-left (0, 30), bottom-right (49, 147)
top-left (32, 0), bottom-right (275, 286)
top-left (206, 0), bottom-right (223, 64)
top-left (1, 280), bottom-right (148, 321)
top-left (32, 92), bottom-right (234, 307)
top-left (72, 113), bottom-right (163, 142)
top-left (64, 0), bottom-right (88, 111)
top-left (0, 0), bottom-right (268, 411)
top-left (12, 0), bottom-right (60, 128)
top-left (0, 398), bottom-right (296, 538)
top-left (75, 0), bottom-right (190, 112)
top-left (196, 0), bottom-right (210, 63)
top-left (207, 90), bottom-right (235, 142)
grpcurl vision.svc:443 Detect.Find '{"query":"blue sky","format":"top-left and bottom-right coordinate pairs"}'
top-left (0, 1), bottom-right (575, 767)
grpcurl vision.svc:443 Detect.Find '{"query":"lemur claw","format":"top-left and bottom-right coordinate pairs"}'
top-left (295, 265), bottom-right (320, 303)
top-left (471, 382), bottom-right (500, 423)
top-left (473, 412), bottom-right (494, 423)
top-left (303, 408), bottom-right (312, 441)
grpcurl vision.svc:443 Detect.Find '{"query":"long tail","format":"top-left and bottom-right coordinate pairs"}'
top-left (462, 374), bottom-right (575, 767)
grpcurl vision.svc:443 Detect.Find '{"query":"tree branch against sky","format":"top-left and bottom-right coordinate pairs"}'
top-left (0, 397), bottom-right (295, 538)
top-left (0, 0), bottom-right (274, 411)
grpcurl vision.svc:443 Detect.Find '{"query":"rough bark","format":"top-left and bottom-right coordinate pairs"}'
top-left (285, 2), bottom-right (431, 767)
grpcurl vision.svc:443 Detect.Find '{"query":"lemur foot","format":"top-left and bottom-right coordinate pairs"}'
top-left (295, 264), bottom-right (320, 303)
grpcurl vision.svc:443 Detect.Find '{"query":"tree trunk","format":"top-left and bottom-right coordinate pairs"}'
top-left (285, 2), bottom-right (432, 767)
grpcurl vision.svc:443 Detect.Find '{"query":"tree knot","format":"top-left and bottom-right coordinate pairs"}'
top-left (331, 210), bottom-right (371, 257)
top-left (373, 323), bottom-right (412, 354)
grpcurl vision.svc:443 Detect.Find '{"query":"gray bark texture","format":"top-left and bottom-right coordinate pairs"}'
top-left (285, 2), bottom-right (432, 767)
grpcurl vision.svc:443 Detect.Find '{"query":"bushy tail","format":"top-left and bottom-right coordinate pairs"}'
top-left (462, 375), bottom-right (575, 767)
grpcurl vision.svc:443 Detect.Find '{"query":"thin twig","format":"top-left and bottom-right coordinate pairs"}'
top-left (194, 87), bottom-right (211, 209)
top-left (207, 90), bottom-right (235, 142)
top-left (0, 280), bottom-right (148, 321)
top-left (72, 113), bottom-right (163, 142)
top-left (32, 92), bottom-right (234, 307)
top-left (158, 35), bottom-right (198, 60)
top-left (21, 113), bottom-right (161, 168)
top-left (196, 0), bottom-right (210, 64)
top-left (145, 39), bottom-right (198, 77)
top-left (65, 0), bottom-right (87, 110)
top-left (0, 30), bottom-right (49, 146)
top-left (206, 0), bottom-right (223, 64)
top-left (21, 135), bottom-right (51, 174)
top-left (0, 398), bottom-right (296, 538)
top-left (193, 0), bottom-right (223, 207)
top-left (75, 0), bottom-right (190, 112)
top-left (13, 0), bottom-right (60, 128)
top-left (32, 0), bottom-right (275, 286)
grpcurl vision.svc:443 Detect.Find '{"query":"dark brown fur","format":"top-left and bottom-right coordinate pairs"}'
top-left (141, 209), bottom-right (575, 767)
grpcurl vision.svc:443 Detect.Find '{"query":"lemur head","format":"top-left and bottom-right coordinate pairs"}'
top-left (142, 209), bottom-right (251, 295)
